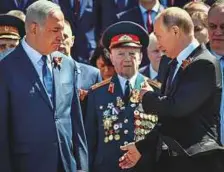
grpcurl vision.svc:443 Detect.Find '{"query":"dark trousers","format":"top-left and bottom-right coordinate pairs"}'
top-left (155, 150), bottom-right (224, 172)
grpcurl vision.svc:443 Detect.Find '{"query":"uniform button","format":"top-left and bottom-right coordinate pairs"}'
top-left (124, 141), bottom-right (128, 145)
top-left (124, 119), bottom-right (128, 123)
top-left (124, 130), bottom-right (128, 134)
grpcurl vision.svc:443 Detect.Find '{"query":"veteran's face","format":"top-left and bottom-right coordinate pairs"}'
top-left (33, 10), bottom-right (64, 55)
top-left (208, 6), bottom-right (224, 55)
top-left (154, 18), bottom-right (179, 59)
top-left (110, 47), bottom-right (142, 79)
top-left (0, 38), bottom-right (19, 52)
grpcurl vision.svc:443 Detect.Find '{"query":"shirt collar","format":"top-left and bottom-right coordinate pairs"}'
top-left (149, 64), bottom-right (158, 79)
top-left (176, 40), bottom-right (199, 65)
top-left (210, 50), bottom-right (223, 60)
top-left (118, 73), bottom-right (138, 89)
top-left (21, 37), bottom-right (51, 64)
top-left (139, 0), bottom-right (160, 14)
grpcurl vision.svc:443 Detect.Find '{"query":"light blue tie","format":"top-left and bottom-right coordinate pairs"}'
top-left (220, 58), bottom-right (224, 144)
top-left (42, 55), bottom-right (53, 102)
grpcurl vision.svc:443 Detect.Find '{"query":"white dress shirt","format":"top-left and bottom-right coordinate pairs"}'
top-left (118, 73), bottom-right (138, 95)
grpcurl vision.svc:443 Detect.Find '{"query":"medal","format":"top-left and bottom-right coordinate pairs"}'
top-left (109, 135), bottom-right (113, 141)
top-left (104, 137), bottom-right (109, 143)
top-left (114, 134), bottom-right (120, 141)
top-left (135, 119), bottom-right (141, 126)
top-left (130, 89), bottom-right (140, 103)
top-left (124, 129), bottom-right (129, 135)
top-left (103, 118), bottom-right (112, 130)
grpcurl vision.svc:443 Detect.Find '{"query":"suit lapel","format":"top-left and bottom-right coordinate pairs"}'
top-left (17, 45), bottom-right (53, 110)
top-left (52, 60), bottom-right (63, 111)
top-left (168, 44), bottom-right (205, 95)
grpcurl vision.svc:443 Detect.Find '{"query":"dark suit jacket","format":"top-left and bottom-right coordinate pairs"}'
top-left (0, 0), bottom-right (35, 13)
top-left (160, 0), bottom-right (193, 7)
top-left (94, 0), bottom-right (138, 41)
top-left (56, 0), bottom-right (96, 63)
top-left (136, 44), bottom-right (223, 158)
top-left (0, 45), bottom-right (88, 172)
top-left (85, 73), bottom-right (158, 172)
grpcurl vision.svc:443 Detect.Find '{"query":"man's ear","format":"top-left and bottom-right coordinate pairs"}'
top-left (171, 25), bottom-right (180, 37)
top-left (30, 22), bottom-right (37, 35)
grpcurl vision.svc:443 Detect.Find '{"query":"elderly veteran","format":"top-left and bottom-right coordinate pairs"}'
top-left (85, 21), bottom-right (161, 172)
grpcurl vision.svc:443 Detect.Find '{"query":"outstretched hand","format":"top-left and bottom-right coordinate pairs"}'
top-left (119, 142), bottom-right (141, 169)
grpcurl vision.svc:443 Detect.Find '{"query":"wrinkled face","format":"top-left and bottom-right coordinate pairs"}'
top-left (0, 38), bottom-right (19, 52)
top-left (96, 56), bottom-right (115, 80)
top-left (110, 47), bottom-right (142, 79)
top-left (147, 40), bottom-right (162, 70)
top-left (33, 10), bottom-right (64, 55)
top-left (208, 7), bottom-right (224, 55)
top-left (193, 18), bottom-right (209, 44)
top-left (58, 23), bottom-right (74, 56)
top-left (154, 18), bottom-right (178, 59)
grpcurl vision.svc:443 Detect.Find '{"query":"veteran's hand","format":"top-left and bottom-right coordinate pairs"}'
top-left (140, 81), bottom-right (154, 100)
top-left (119, 142), bottom-right (141, 169)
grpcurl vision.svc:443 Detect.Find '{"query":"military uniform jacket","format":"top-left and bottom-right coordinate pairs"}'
top-left (85, 73), bottom-right (158, 172)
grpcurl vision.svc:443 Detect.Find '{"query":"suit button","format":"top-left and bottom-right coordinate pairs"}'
top-left (124, 130), bottom-right (128, 134)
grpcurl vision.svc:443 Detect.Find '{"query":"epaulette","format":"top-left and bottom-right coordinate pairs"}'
top-left (91, 77), bottom-right (112, 90)
top-left (147, 78), bottom-right (162, 89)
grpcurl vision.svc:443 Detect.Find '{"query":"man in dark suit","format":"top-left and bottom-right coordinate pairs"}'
top-left (85, 21), bottom-right (160, 172)
top-left (0, 1), bottom-right (88, 172)
top-left (117, 0), bottom-right (164, 66)
top-left (94, 0), bottom-right (138, 41)
top-left (0, 0), bottom-right (36, 13)
top-left (54, 0), bottom-right (96, 63)
top-left (160, 0), bottom-right (197, 8)
top-left (119, 7), bottom-right (224, 172)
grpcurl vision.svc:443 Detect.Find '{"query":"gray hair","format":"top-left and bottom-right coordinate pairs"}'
top-left (25, 0), bottom-right (62, 31)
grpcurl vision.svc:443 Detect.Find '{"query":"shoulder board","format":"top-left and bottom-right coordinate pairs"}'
top-left (147, 78), bottom-right (162, 89)
top-left (91, 77), bottom-right (112, 90)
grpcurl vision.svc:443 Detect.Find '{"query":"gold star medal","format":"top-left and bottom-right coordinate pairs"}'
top-left (130, 89), bottom-right (140, 103)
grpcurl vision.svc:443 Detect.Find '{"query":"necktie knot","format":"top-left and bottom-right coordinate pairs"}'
top-left (42, 55), bottom-right (48, 64)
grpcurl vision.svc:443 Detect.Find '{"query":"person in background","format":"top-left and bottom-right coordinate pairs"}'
top-left (58, 20), bottom-right (101, 118)
top-left (90, 46), bottom-right (116, 80)
top-left (7, 9), bottom-right (26, 22)
top-left (183, 1), bottom-right (210, 14)
top-left (139, 32), bottom-right (163, 80)
top-left (191, 11), bottom-right (209, 44)
top-left (0, 13), bottom-right (25, 60)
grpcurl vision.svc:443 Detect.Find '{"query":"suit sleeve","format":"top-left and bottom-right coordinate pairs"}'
top-left (71, 87), bottom-right (88, 171)
top-left (0, 68), bottom-right (12, 172)
top-left (142, 60), bottom-right (217, 118)
top-left (84, 90), bottom-right (98, 171)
